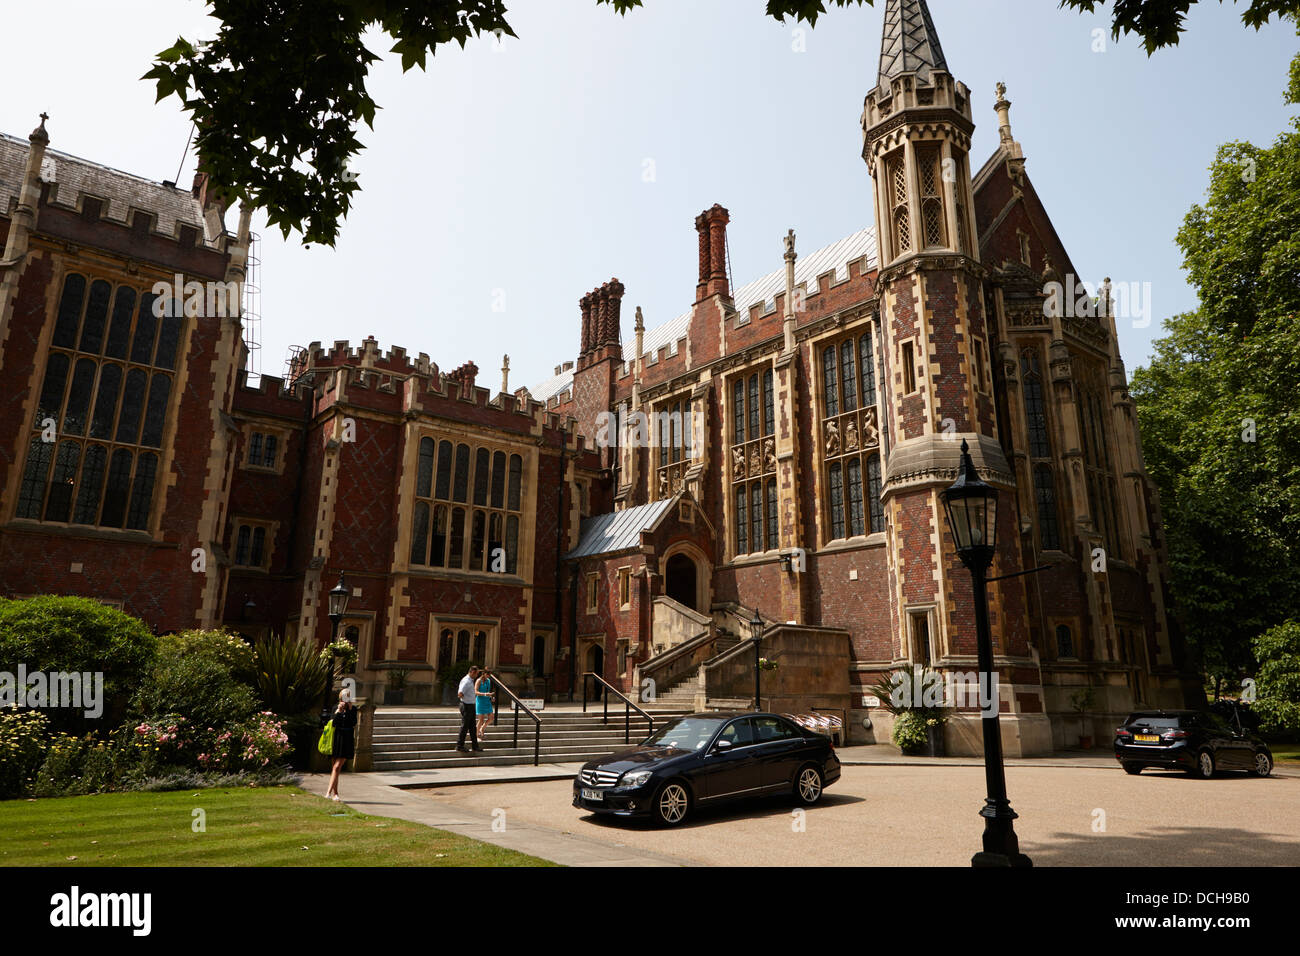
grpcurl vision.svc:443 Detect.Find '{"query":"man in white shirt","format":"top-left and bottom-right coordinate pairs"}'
top-left (456, 666), bottom-right (483, 752)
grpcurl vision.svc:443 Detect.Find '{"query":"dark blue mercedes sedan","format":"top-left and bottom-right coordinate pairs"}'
top-left (572, 712), bottom-right (841, 826)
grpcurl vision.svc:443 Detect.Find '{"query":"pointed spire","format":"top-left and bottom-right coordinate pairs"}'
top-left (877, 0), bottom-right (948, 95)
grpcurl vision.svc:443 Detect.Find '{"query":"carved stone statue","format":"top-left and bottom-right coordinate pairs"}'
top-left (845, 419), bottom-right (859, 452)
top-left (732, 446), bottom-right (746, 480)
top-left (995, 81), bottom-right (1007, 104)
top-left (763, 438), bottom-right (776, 472)
top-left (825, 420), bottom-right (840, 455)
top-left (658, 472), bottom-right (669, 498)
top-left (863, 407), bottom-right (880, 447)
top-left (783, 228), bottom-right (796, 258)
top-left (748, 446), bottom-right (761, 474)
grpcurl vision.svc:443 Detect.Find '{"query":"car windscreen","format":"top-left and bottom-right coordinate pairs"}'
top-left (642, 717), bottom-right (723, 752)
top-left (1125, 715), bottom-right (1183, 730)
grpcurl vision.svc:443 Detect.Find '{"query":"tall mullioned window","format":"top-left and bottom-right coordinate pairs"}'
top-left (821, 328), bottom-right (883, 541)
top-left (1020, 348), bottom-right (1061, 553)
top-left (731, 368), bottom-right (776, 555)
top-left (917, 145), bottom-right (946, 249)
top-left (1077, 377), bottom-right (1123, 562)
top-left (655, 395), bottom-right (695, 499)
top-left (410, 437), bottom-right (523, 574)
top-left (16, 273), bottom-right (182, 530)
top-left (886, 151), bottom-right (911, 258)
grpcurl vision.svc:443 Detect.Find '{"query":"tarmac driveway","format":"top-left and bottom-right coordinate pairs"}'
top-left (419, 763), bottom-right (1300, 866)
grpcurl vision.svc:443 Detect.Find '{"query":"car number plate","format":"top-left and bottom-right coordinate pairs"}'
top-left (1134, 734), bottom-right (1160, 743)
top-left (581, 788), bottom-right (604, 801)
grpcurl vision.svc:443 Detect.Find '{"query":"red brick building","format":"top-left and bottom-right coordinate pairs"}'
top-left (0, 0), bottom-right (1193, 753)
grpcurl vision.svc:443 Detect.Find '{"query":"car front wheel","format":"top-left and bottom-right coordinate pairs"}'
top-left (1191, 750), bottom-right (1215, 779)
top-left (1122, 763), bottom-right (1142, 775)
top-left (794, 764), bottom-right (824, 805)
top-left (1251, 751), bottom-right (1272, 777)
top-left (654, 781), bottom-right (690, 826)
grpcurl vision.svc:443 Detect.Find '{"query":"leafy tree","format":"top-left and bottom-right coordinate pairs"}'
top-left (1130, 45), bottom-right (1300, 690)
top-left (145, 1), bottom-right (1298, 245)
top-left (0, 596), bottom-right (159, 733)
top-left (1059, 0), bottom-right (1298, 53)
top-left (1251, 621), bottom-right (1300, 734)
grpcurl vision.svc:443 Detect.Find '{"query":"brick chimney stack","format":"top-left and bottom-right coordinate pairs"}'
top-left (601, 279), bottom-right (625, 345)
top-left (595, 284), bottom-right (610, 347)
top-left (448, 360), bottom-right (479, 395)
top-left (579, 293), bottom-right (593, 355)
top-left (694, 204), bottom-right (730, 301)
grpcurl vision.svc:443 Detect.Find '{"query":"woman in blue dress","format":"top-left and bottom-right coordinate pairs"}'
top-left (474, 669), bottom-right (494, 740)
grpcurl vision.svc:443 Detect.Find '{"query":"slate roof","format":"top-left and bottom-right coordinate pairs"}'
top-left (529, 366), bottom-right (574, 403)
top-left (565, 498), bottom-right (676, 559)
top-left (877, 0), bottom-right (948, 93)
top-left (0, 131), bottom-right (213, 243)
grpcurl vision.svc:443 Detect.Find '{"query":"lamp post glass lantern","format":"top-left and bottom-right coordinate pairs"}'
top-left (751, 608), bottom-right (764, 711)
top-left (322, 574), bottom-right (350, 720)
top-left (941, 440), bottom-right (1031, 868)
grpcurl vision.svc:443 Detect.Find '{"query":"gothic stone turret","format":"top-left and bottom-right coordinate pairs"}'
top-left (864, 0), bottom-right (1048, 753)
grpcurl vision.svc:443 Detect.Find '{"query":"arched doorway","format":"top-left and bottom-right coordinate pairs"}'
top-left (665, 553), bottom-right (698, 611)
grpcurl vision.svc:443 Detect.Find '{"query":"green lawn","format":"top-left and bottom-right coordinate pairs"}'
top-left (1270, 744), bottom-right (1300, 764)
top-left (0, 786), bottom-right (555, 867)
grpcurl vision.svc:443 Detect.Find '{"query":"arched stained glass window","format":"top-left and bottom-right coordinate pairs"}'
top-left (435, 440), bottom-right (453, 500)
top-left (52, 274), bottom-right (86, 349)
top-left (823, 346), bottom-right (838, 417)
top-left (416, 438), bottom-right (434, 498)
top-left (1034, 466), bottom-right (1061, 551)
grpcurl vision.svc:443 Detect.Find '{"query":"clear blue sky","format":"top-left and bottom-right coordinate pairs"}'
top-left (3, 0), bottom-right (1296, 391)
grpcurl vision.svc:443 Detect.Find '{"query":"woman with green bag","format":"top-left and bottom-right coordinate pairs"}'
top-left (324, 697), bottom-right (359, 802)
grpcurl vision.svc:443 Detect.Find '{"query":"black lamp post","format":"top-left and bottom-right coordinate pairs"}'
top-left (751, 607), bottom-right (765, 712)
top-left (941, 440), bottom-right (1032, 868)
top-left (321, 573), bottom-right (350, 721)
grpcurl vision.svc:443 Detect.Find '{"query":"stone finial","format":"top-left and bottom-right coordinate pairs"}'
top-left (995, 81), bottom-right (1007, 106)
top-left (501, 354), bottom-right (510, 394)
top-left (634, 305), bottom-right (644, 333)
top-left (784, 228), bottom-right (796, 261)
top-left (30, 112), bottom-right (50, 145)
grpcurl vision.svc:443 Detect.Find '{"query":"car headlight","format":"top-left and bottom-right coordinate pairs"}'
top-left (619, 770), bottom-right (652, 789)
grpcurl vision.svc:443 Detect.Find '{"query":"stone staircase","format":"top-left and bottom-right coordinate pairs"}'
top-left (370, 707), bottom-right (690, 771)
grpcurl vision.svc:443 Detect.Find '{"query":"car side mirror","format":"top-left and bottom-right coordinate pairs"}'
top-left (713, 739), bottom-right (732, 753)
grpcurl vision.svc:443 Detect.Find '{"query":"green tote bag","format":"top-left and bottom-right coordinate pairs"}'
top-left (317, 720), bottom-right (335, 755)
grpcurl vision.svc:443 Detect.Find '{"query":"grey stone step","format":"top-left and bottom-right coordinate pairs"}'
top-left (372, 751), bottom-right (620, 771)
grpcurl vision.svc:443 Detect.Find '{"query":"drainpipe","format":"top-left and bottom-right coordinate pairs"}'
top-left (554, 439), bottom-right (567, 699)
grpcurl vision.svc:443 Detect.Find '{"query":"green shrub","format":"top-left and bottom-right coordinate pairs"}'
top-left (132, 652), bottom-right (260, 732)
top-left (158, 629), bottom-right (256, 682)
top-left (0, 596), bottom-right (158, 733)
top-left (891, 710), bottom-right (930, 754)
top-left (32, 732), bottom-right (120, 797)
top-left (0, 708), bottom-right (51, 799)
top-left (1253, 621), bottom-right (1300, 735)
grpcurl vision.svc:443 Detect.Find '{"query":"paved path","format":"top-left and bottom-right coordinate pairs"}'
top-left (412, 764), bottom-right (1300, 867)
top-left (297, 771), bottom-right (689, 866)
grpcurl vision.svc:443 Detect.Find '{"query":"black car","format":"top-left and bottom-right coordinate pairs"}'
top-left (572, 712), bottom-right (841, 826)
top-left (1114, 709), bottom-right (1273, 778)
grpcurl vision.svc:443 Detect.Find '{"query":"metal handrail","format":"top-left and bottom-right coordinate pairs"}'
top-left (487, 675), bottom-right (541, 767)
top-left (581, 671), bottom-right (654, 744)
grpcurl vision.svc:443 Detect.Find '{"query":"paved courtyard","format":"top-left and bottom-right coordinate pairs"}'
top-left (417, 764), bottom-right (1300, 866)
